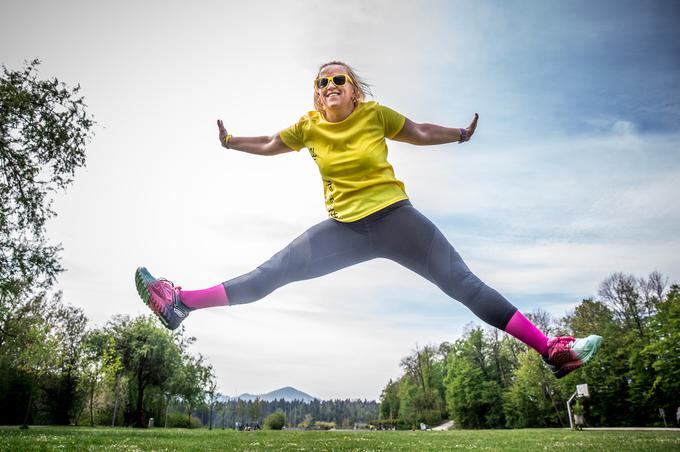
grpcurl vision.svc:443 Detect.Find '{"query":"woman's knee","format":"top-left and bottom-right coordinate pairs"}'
top-left (436, 267), bottom-right (484, 305)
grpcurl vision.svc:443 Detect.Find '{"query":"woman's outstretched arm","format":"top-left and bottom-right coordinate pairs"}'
top-left (392, 113), bottom-right (479, 145)
top-left (217, 119), bottom-right (294, 156)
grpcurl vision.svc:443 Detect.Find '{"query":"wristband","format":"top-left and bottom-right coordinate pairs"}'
top-left (224, 133), bottom-right (232, 149)
top-left (458, 128), bottom-right (467, 143)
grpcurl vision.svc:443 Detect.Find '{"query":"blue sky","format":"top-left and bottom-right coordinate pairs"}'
top-left (436, 0), bottom-right (680, 136)
top-left (1, 0), bottom-right (679, 400)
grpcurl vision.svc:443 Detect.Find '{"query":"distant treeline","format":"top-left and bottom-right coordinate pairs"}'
top-left (202, 398), bottom-right (379, 429)
top-left (379, 271), bottom-right (680, 429)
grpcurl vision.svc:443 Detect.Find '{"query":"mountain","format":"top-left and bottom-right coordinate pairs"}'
top-left (234, 386), bottom-right (316, 403)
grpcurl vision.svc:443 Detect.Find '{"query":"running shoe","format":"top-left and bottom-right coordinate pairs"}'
top-left (135, 266), bottom-right (191, 330)
top-left (542, 335), bottom-right (603, 379)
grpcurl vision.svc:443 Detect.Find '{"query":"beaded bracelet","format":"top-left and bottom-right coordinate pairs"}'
top-left (458, 128), bottom-right (467, 143)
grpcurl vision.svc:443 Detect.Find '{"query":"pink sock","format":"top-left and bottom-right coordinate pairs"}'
top-left (179, 284), bottom-right (229, 310)
top-left (504, 311), bottom-right (549, 355)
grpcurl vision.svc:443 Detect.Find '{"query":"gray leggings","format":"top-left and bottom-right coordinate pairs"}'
top-left (223, 200), bottom-right (517, 330)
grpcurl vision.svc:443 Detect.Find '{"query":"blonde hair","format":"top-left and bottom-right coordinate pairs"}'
top-left (313, 61), bottom-right (373, 112)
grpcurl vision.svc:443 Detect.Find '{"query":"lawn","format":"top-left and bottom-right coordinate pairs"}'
top-left (1, 426), bottom-right (678, 451)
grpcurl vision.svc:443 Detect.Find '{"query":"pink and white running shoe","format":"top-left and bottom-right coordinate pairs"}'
top-left (542, 335), bottom-right (603, 379)
top-left (135, 266), bottom-right (191, 330)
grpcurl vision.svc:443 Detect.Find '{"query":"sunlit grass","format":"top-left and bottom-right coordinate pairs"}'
top-left (0, 426), bottom-right (678, 451)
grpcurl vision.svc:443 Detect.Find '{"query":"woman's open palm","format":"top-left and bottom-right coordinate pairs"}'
top-left (466, 113), bottom-right (479, 141)
top-left (217, 119), bottom-right (229, 147)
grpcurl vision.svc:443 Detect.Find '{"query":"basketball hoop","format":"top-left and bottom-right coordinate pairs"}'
top-left (567, 384), bottom-right (590, 430)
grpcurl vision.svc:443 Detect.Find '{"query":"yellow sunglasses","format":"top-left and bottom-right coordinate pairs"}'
top-left (314, 73), bottom-right (354, 89)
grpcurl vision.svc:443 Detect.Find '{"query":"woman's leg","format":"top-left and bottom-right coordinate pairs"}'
top-left (217, 218), bottom-right (374, 306)
top-left (137, 218), bottom-right (374, 329)
top-left (371, 203), bottom-right (548, 353)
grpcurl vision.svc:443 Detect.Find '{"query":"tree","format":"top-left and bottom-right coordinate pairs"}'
top-left (235, 399), bottom-right (247, 425)
top-left (173, 352), bottom-right (212, 428)
top-left (43, 297), bottom-right (88, 425)
top-left (207, 381), bottom-right (218, 430)
top-left (503, 351), bottom-right (566, 428)
top-left (397, 345), bottom-right (446, 427)
top-left (630, 285), bottom-right (680, 424)
top-left (566, 273), bottom-right (670, 426)
top-left (486, 329), bottom-right (520, 389)
top-left (78, 330), bottom-right (123, 427)
top-left (15, 310), bottom-right (59, 428)
top-left (264, 411), bottom-right (285, 430)
top-left (560, 298), bottom-right (630, 426)
top-left (106, 316), bottom-right (183, 427)
top-left (0, 59), bottom-right (94, 426)
top-left (444, 337), bottom-right (504, 429)
top-left (249, 397), bottom-right (263, 425)
top-left (0, 290), bottom-right (50, 425)
top-left (638, 271), bottom-right (668, 317)
top-left (0, 59), bottom-right (94, 298)
top-left (379, 379), bottom-right (400, 420)
top-left (597, 272), bottom-right (665, 339)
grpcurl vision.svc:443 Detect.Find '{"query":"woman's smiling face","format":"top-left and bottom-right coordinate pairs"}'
top-left (315, 64), bottom-right (356, 115)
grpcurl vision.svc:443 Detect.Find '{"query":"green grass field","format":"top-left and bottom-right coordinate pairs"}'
top-left (1, 426), bottom-right (678, 451)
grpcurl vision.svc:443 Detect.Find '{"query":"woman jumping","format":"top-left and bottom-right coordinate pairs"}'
top-left (135, 61), bottom-right (602, 378)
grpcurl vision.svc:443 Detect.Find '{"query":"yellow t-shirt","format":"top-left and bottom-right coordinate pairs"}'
top-left (279, 101), bottom-right (408, 222)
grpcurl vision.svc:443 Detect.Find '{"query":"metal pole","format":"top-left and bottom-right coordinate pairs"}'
top-left (112, 374), bottom-right (121, 427)
top-left (566, 390), bottom-right (577, 430)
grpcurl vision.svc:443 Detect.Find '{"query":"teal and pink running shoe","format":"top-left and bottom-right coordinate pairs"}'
top-left (135, 267), bottom-right (191, 330)
top-left (542, 335), bottom-right (603, 379)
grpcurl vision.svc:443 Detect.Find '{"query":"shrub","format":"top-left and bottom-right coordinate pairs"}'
top-left (315, 421), bottom-right (336, 430)
top-left (264, 411), bottom-right (285, 430)
top-left (165, 412), bottom-right (203, 428)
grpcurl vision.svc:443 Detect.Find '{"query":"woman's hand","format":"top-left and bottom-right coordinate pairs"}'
top-left (464, 113), bottom-right (479, 142)
top-left (217, 119), bottom-right (229, 147)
